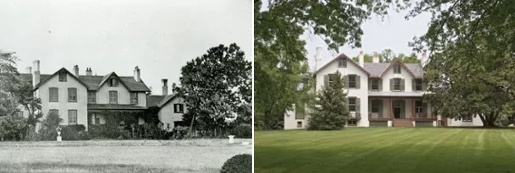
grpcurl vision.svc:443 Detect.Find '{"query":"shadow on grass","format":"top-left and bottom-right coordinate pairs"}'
top-left (0, 162), bottom-right (217, 173)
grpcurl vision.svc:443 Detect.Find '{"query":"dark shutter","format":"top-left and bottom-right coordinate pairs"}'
top-left (390, 79), bottom-right (394, 91)
top-left (412, 79), bottom-right (416, 91)
top-left (368, 78), bottom-right (372, 91)
top-left (356, 75), bottom-right (361, 89)
top-left (401, 79), bottom-right (405, 91)
top-left (356, 97), bottom-right (361, 113)
top-left (324, 75), bottom-right (329, 86)
top-left (379, 79), bottom-right (383, 91)
top-left (344, 75), bottom-right (349, 88)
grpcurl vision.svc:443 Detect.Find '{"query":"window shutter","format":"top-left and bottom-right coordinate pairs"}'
top-left (368, 78), bottom-right (372, 91)
top-left (422, 79), bottom-right (427, 91)
top-left (356, 75), bottom-right (361, 89)
top-left (379, 79), bottom-right (383, 91)
top-left (390, 79), bottom-right (394, 91)
top-left (344, 75), bottom-right (349, 88)
top-left (412, 79), bottom-right (416, 91)
top-left (401, 79), bottom-right (405, 91)
top-left (368, 99), bottom-right (372, 112)
top-left (324, 75), bottom-right (329, 86)
top-left (356, 97), bottom-right (361, 113)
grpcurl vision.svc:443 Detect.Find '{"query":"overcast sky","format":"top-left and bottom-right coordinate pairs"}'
top-left (304, 8), bottom-right (432, 70)
top-left (0, 0), bottom-right (252, 95)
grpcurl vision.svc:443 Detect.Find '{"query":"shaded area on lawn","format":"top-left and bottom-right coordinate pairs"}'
top-left (0, 162), bottom-right (208, 173)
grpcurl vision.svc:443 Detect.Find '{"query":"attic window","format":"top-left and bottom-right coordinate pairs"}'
top-left (393, 64), bottom-right (401, 74)
top-left (59, 72), bottom-right (67, 82)
top-left (108, 78), bottom-right (118, 87)
top-left (338, 59), bottom-right (347, 68)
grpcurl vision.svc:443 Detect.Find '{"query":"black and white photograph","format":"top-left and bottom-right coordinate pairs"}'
top-left (0, 0), bottom-right (252, 172)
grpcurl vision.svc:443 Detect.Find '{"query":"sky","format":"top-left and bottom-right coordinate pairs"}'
top-left (0, 0), bottom-right (253, 95)
top-left (304, 8), bottom-right (432, 71)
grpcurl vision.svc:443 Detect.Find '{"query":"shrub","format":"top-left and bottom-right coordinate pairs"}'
top-left (220, 154), bottom-right (252, 173)
top-left (171, 126), bottom-right (190, 139)
top-left (230, 124), bottom-right (252, 138)
top-left (61, 125), bottom-right (90, 140)
top-left (38, 112), bottom-right (62, 141)
top-left (0, 115), bottom-right (28, 141)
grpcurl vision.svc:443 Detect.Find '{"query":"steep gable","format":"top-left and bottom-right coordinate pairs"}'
top-left (34, 68), bottom-right (89, 90)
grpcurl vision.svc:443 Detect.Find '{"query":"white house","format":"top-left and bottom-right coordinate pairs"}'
top-left (146, 79), bottom-right (187, 131)
top-left (284, 48), bottom-right (482, 129)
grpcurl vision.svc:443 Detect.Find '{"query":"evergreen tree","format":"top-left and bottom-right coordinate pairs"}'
top-left (308, 71), bottom-right (348, 130)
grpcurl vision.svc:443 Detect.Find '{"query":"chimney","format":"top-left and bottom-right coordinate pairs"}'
top-left (314, 46), bottom-right (324, 71)
top-left (358, 51), bottom-right (365, 67)
top-left (26, 67), bottom-right (32, 74)
top-left (73, 65), bottom-right (79, 76)
top-left (421, 52), bottom-right (428, 67)
top-left (372, 52), bottom-right (380, 63)
top-left (162, 79), bottom-right (168, 96)
top-left (32, 60), bottom-right (40, 87)
top-left (134, 66), bottom-right (141, 82)
top-left (86, 68), bottom-right (92, 76)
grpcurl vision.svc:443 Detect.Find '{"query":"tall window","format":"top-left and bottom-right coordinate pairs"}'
top-left (49, 109), bottom-right (59, 116)
top-left (414, 79), bottom-right (423, 91)
top-left (59, 72), bottom-right (67, 82)
top-left (108, 78), bottom-right (118, 87)
top-left (174, 104), bottom-right (184, 113)
top-left (348, 97), bottom-right (357, 112)
top-left (88, 91), bottom-right (96, 103)
top-left (49, 87), bottom-right (58, 102)
top-left (68, 110), bottom-right (77, 125)
top-left (371, 100), bottom-right (381, 113)
top-left (371, 79), bottom-right (379, 90)
top-left (130, 92), bottom-right (138, 104)
top-left (393, 78), bottom-right (401, 91)
top-left (338, 59), bottom-right (347, 68)
top-left (415, 101), bottom-right (424, 113)
top-left (327, 74), bottom-right (335, 85)
top-left (348, 75), bottom-right (356, 88)
top-left (68, 88), bottom-right (77, 102)
top-left (393, 64), bottom-right (401, 74)
top-left (109, 91), bottom-right (118, 104)
top-left (462, 114), bottom-right (473, 122)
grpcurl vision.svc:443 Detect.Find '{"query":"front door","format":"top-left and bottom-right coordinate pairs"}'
top-left (393, 100), bottom-right (405, 118)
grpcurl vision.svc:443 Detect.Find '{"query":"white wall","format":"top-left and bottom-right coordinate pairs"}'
top-left (37, 73), bottom-right (88, 130)
top-left (96, 80), bottom-right (146, 107)
top-left (447, 115), bottom-right (483, 126)
top-left (316, 59), bottom-right (369, 126)
top-left (380, 65), bottom-right (416, 92)
top-left (284, 106), bottom-right (308, 129)
top-left (158, 97), bottom-right (186, 131)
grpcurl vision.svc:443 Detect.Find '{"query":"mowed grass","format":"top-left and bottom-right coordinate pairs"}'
top-left (0, 139), bottom-right (252, 173)
top-left (255, 128), bottom-right (515, 173)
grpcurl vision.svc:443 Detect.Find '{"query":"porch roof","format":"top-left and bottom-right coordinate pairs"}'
top-left (368, 91), bottom-right (428, 98)
top-left (87, 104), bottom-right (147, 110)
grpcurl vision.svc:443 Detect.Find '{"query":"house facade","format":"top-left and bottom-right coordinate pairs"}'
top-left (284, 48), bottom-right (483, 129)
top-left (147, 79), bottom-right (187, 131)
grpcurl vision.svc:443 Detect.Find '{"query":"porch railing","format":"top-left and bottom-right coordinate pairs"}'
top-left (412, 113), bottom-right (436, 121)
top-left (349, 112), bottom-right (361, 119)
top-left (368, 113), bottom-right (390, 120)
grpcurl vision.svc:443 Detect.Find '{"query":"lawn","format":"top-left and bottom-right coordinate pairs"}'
top-left (0, 139), bottom-right (252, 173)
top-left (255, 128), bottom-right (515, 173)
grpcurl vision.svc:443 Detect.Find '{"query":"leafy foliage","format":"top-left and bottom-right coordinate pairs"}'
top-left (0, 115), bottom-right (28, 141)
top-left (38, 111), bottom-right (62, 141)
top-left (352, 50), bottom-right (421, 63)
top-left (230, 124), bottom-right (252, 139)
top-left (220, 154), bottom-right (252, 173)
top-left (0, 51), bottom-right (21, 117)
top-left (173, 43), bottom-right (251, 136)
top-left (308, 71), bottom-right (348, 130)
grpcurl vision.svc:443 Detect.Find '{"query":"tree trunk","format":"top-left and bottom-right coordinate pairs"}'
top-left (481, 112), bottom-right (498, 128)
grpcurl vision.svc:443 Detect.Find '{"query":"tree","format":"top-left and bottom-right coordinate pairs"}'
top-left (254, 0), bottom-right (406, 129)
top-left (308, 71), bottom-right (348, 130)
top-left (0, 51), bottom-right (21, 117)
top-left (173, 43), bottom-right (251, 136)
top-left (408, 0), bottom-right (515, 127)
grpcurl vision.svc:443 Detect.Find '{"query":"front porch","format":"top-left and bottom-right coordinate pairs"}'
top-left (368, 97), bottom-right (436, 127)
top-left (87, 104), bottom-right (148, 138)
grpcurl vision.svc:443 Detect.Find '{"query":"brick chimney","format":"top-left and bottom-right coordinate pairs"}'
top-left (86, 68), bottom-right (92, 76)
top-left (314, 46), bottom-right (324, 71)
top-left (73, 65), bottom-right (79, 76)
top-left (421, 52), bottom-right (428, 67)
top-left (373, 52), bottom-right (380, 63)
top-left (162, 79), bottom-right (168, 96)
top-left (359, 51), bottom-right (365, 67)
top-left (134, 66), bottom-right (141, 82)
top-left (32, 60), bottom-right (40, 87)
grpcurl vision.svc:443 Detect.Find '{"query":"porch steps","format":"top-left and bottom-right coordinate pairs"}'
top-left (393, 119), bottom-right (412, 127)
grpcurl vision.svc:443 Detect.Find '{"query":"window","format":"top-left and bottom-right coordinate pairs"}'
top-left (415, 101), bottom-right (424, 113)
top-left (130, 92), bottom-right (138, 104)
top-left (49, 87), bottom-right (58, 102)
top-left (91, 113), bottom-right (100, 125)
top-left (59, 72), bottom-right (67, 82)
top-left (109, 91), bottom-right (118, 104)
top-left (338, 59), bottom-right (347, 68)
top-left (68, 110), bottom-right (77, 125)
top-left (394, 78), bottom-right (401, 91)
top-left (393, 64), bottom-right (401, 74)
top-left (108, 78), bottom-right (118, 87)
top-left (462, 115), bottom-right (473, 122)
top-left (371, 79), bottom-right (379, 90)
top-left (88, 91), bottom-right (96, 103)
top-left (371, 100), bottom-right (381, 113)
top-left (348, 120), bottom-right (357, 126)
top-left (414, 79), bottom-right (423, 91)
top-left (328, 74), bottom-right (335, 85)
top-left (174, 104), bottom-right (184, 113)
top-left (297, 121), bottom-right (303, 128)
top-left (348, 75), bottom-right (357, 88)
top-left (49, 109), bottom-right (59, 116)
top-left (68, 88), bottom-right (77, 102)
top-left (348, 97), bottom-right (357, 112)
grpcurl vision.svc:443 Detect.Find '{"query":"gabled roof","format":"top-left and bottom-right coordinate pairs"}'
top-left (97, 72), bottom-right (132, 91)
top-left (158, 94), bottom-right (179, 108)
top-left (315, 53), bottom-right (370, 76)
top-left (379, 59), bottom-right (417, 78)
top-left (147, 95), bottom-right (166, 107)
top-left (34, 68), bottom-right (89, 90)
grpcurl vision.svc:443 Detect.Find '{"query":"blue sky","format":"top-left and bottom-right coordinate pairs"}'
top-left (0, 0), bottom-right (252, 95)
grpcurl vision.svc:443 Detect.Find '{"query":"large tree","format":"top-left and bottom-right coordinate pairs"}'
top-left (0, 51), bottom-right (21, 117)
top-left (173, 43), bottom-right (252, 136)
top-left (409, 0), bottom-right (515, 127)
top-left (254, 0), bottom-right (406, 129)
top-left (308, 71), bottom-right (348, 130)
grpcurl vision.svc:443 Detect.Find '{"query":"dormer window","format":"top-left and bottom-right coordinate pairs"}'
top-left (108, 78), bottom-right (118, 87)
top-left (59, 72), bottom-right (67, 82)
top-left (393, 64), bottom-right (401, 74)
top-left (338, 59), bottom-right (347, 68)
